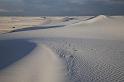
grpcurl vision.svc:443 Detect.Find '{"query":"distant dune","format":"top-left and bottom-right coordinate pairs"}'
top-left (0, 17), bottom-right (45, 34)
top-left (84, 15), bottom-right (109, 23)
top-left (0, 15), bottom-right (124, 82)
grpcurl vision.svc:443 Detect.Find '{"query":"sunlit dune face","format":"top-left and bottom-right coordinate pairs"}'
top-left (0, 17), bottom-right (46, 34)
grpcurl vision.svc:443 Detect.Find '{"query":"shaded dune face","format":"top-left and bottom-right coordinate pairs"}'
top-left (9, 25), bottom-right (65, 33)
top-left (0, 40), bottom-right (65, 82)
top-left (0, 39), bottom-right (36, 69)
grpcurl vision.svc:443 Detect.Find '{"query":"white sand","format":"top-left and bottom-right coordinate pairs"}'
top-left (0, 15), bottom-right (124, 82)
top-left (0, 17), bottom-right (46, 34)
top-left (0, 44), bottom-right (64, 82)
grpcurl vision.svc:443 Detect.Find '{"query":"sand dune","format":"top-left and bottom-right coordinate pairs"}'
top-left (0, 15), bottom-right (124, 82)
top-left (0, 17), bottom-right (46, 34)
top-left (0, 43), bottom-right (64, 82)
top-left (1, 15), bottom-right (124, 40)
top-left (83, 15), bottom-right (109, 23)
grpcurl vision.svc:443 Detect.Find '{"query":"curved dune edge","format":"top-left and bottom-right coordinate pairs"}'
top-left (0, 44), bottom-right (65, 82)
top-left (85, 15), bottom-right (108, 23)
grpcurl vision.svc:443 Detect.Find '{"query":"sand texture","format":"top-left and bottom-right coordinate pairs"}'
top-left (0, 15), bottom-right (124, 82)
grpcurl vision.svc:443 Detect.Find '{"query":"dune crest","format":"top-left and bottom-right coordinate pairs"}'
top-left (0, 44), bottom-right (65, 82)
top-left (85, 15), bottom-right (109, 23)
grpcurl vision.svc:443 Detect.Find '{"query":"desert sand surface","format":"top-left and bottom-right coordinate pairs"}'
top-left (0, 15), bottom-right (124, 82)
top-left (0, 16), bottom-right (47, 34)
top-left (0, 16), bottom-right (92, 34)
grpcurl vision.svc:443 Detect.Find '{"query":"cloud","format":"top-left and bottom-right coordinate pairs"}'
top-left (0, 9), bottom-right (9, 12)
top-left (0, 8), bottom-right (23, 13)
top-left (109, 0), bottom-right (124, 3)
top-left (0, 0), bottom-right (124, 16)
top-left (93, 0), bottom-right (124, 4)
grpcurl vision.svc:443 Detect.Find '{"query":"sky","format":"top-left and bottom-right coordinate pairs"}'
top-left (0, 0), bottom-right (124, 16)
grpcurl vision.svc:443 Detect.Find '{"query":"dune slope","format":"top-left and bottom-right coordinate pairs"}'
top-left (0, 44), bottom-right (64, 82)
top-left (0, 15), bottom-right (124, 82)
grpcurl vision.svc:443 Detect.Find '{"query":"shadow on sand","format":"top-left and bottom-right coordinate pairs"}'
top-left (0, 39), bottom-right (36, 70)
top-left (9, 25), bottom-right (65, 33)
top-left (84, 16), bottom-right (97, 21)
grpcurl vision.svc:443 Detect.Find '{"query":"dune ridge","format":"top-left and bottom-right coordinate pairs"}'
top-left (85, 15), bottom-right (109, 23)
top-left (0, 44), bottom-right (65, 82)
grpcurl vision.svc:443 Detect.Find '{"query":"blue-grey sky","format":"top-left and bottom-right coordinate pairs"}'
top-left (0, 0), bottom-right (124, 16)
